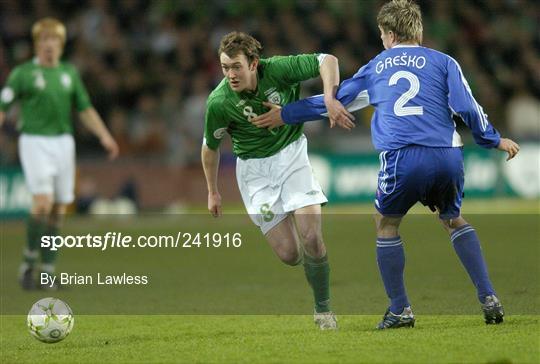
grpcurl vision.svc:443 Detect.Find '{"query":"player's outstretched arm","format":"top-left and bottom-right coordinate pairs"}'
top-left (201, 145), bottom-right (222, 217)
top-left (497, 137), bottom-right (520, 161)
top-left (324, 94), bottom-right (356, 130)
top-left (251, 76), bottom-right (369, 130)
top-left (281, 73), bottom-right (369, 125)
top-left (319, 55), bottom-right (356, 130)
top-left (79, 107), bottom-right (119, 160)
top-left (0, 111), bottom-right (5, 128)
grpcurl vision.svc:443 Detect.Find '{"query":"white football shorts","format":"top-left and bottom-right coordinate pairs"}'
top-left (236, 135), bottom-right (327, 235)
top-left (19, 133), bottom-right (75, 204)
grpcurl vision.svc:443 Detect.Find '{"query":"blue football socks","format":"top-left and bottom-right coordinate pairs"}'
top-left (451, 224), bottom-right (496, 303)
top-left (376, 236), bottom-right (409, 314)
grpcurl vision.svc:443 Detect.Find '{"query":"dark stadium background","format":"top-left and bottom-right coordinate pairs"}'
top-left (1, 0), bottom-right (538, 210)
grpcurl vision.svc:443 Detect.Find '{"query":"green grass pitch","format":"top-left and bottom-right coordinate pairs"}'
top-left (1, 199), bottom-right (539, 363)
top-left (2, 315), bottom-right (539, 363)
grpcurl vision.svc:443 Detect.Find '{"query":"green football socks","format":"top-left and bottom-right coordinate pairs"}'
top-left (25, 216), bottom-right (47, 266)
top-left (40, 223), bottom-right (59, 268)
top-left (303, 253), bottom-right (331, 313)
top-left (24, 216), bottom-right (59, 274)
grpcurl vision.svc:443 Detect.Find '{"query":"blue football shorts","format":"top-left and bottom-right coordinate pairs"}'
top-left (374, 145), bottom-right (464, 220)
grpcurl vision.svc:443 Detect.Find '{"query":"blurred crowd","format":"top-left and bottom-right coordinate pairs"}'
top-left (1, 0), bottom-right (539, 166)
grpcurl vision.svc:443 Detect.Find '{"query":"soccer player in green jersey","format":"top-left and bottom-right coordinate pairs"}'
top-left (0, 18), bottom-right (119, 290)
top-left (202, 32), bottom-right (353, 329)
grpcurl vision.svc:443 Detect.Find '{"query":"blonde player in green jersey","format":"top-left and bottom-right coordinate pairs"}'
top-left (0, 18), bottom-right (119, 290)
top-left (201, 32), bottom-right (353, 329)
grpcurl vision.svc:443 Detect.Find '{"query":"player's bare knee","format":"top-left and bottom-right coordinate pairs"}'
top-left (441, 216), bottom-right (468, 234)
top-left (49, 204), bottom-right (67, 226)
top-left (299, 228), bottom-right (322, 247)
top-left (375, 215), bottom-right (400, 238)
top-left (277, 247), bottom-right (302, 266)
top-left (377, 227), bottom-right (399, 239)
top-left (32, 203), bottom-right (52, 215)
top-left (373, 212), bottom-right (382, 226)
top-left (31, 196), bottom-right (53, 216)
top-left (439, 219), bottom-right (453, 234)
top-left (52, 203), bottom-right (67, 215)
top-left (298, 228), bottom-right (326, 258)
top-left (300, 229), bottom-right (325, 257)
top-left (304, 241), bottom-right (326, 259)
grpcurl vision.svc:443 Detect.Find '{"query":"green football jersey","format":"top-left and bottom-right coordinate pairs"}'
top-left (0, 59), bottom-right (92, 135)
top-left (204, 54), bottom-right (322, 159)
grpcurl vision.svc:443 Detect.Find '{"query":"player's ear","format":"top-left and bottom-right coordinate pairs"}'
top-left (390, 31), bottom-right (397, 45)
top-left (249, 58), bottom-right (259, 71)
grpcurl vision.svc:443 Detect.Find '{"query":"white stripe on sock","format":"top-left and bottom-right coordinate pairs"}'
top-left (377, 241), bottom-right (403, 248)
top-left (451, 228), bottom-right (475, 242)
top-left (377, 238), bottom-right (402, 245)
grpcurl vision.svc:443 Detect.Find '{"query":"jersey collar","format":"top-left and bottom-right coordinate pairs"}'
top-left (33, 56), bottom-right (61, 68)
top-left (393, 44), bottom-right (421, 48)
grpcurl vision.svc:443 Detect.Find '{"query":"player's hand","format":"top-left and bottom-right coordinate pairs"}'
top-left (100, 134), bottom-right (119, 160)
top-left (497, 138), bottom-right (520, 161)
top-left (251, 102), bottom-right (284, 130)
top-left (324, 98), bottom-right (355, 130)
top-left (208, 191), bottom-right (222, 217)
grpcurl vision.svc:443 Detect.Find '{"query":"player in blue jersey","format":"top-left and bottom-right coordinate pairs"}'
top-left (251, 0), bottom-right (520, 329)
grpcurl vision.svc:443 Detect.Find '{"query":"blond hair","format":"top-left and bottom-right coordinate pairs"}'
top-left (32, 18), bottom-right (66, 45)
top-left (377, 0), bottom-right (423, 44)
top-left (218, 32), bottom-right (262, 64)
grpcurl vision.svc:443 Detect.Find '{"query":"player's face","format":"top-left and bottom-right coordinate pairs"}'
top-left (36, 32), bottom-right (63, 66)
top-left (379, 26), bottom-right (396, 50)
top-left (220, 53), bottom-right (258, 92)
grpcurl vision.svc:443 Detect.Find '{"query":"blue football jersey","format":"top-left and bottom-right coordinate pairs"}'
top-left (282, 45), bottom-right (501, 151)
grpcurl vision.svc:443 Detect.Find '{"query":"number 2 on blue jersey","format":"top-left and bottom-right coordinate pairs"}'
top-left (389, 71), bottom-right (424, 116)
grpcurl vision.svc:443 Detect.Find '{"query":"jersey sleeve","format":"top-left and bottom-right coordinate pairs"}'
top-left (270, 54), bottom-right (322, 84)
top-left (447, 57), bottom-right (500, 148)
top-left (204, 97), bottom-right (231, 150)
top-left (71, 67), bottom-right (92, 112)
top-left (281, 65), bottom-right (371, 124)
top-left (0, 67), bottom-right (22, 111)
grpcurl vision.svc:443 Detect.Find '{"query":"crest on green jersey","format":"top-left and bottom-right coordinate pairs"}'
top-left (264, 87), bottom-right (281, 105)
top-left (1, 87), bottom-right (14, 103)
top-left (33, 71), bottom-right (46, 90)
top-left (268, 91), bottom-right (281, 105)
top-left (61, 73), bottom-right (72, 89)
